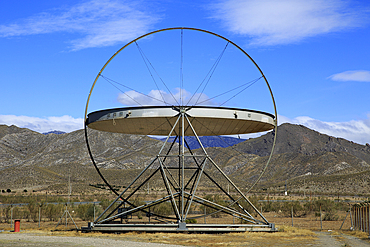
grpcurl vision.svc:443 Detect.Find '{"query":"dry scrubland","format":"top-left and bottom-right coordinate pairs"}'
top-left (1, 209), bottom-right (370, 246)
top-left (0, 224), bottom-right (369, 246)
top-left (1, 192), bottom-right (370, 246)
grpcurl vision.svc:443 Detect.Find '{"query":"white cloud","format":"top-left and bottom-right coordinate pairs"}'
top-left (0, 115), bottom-right (84, 133)
top-left (0, 0), bottom-right (159, 50)
top-left (279, 114), bottom-right (370, 145)
top-left (117, 88), bottom-right (214, 106)
top-left (328, 70), bottom-right (370, 82)
top-left (210, 0), bottom-right (366, 46)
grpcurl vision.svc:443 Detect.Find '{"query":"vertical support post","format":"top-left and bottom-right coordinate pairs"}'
top-left (181, 111), bottom-right (185, 222)
top-left (365, 206), bottom-right (367, 233)
top-left (350, 207), bottom-right (353, 230)
top-left (356, 207), bottom-right (358, 230)
top-left (361, 206), bottom-right (363, 232)
top-left (149, 207), bottom-right (151, 223)
top-left (10, 205), bottom-right (13, 228)
top-left (320, 206), bottom-right (323, 230)
top-left (354, 207), bottom-right (356, 230)
top-left (340, 209), bottom-right (350, 230)
top-left (291, 206), bottom-right (294, 227)
top-left (38, 205), bottom-right (41, 228)
top-left (65, 204), bottom-right (68, 227)
top-left (360, 206), bottom-right (363, 231)
top-left (204, 206), bottom-right (206, 224)
top-left (368, 205), bottom-right (370, 237)
top-left (367, 205), bottom-right (369, 234)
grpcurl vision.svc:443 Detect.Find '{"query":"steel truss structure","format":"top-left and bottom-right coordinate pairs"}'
top-left (85, 106), bottom-right (276, 232)
top-left (83, 27), bottom-right (278, 233)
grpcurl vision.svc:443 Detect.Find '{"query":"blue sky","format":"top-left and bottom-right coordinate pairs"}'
top-left (0, 0), bottom-right (369, 144)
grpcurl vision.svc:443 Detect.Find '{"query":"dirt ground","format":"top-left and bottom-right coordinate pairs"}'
top-left (1, 228), bottom-right (370, 247)
top-left (1, 211), bottom-right (370, 247)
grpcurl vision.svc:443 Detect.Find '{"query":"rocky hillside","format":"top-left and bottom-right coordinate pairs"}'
top-left (1, 123), bottom-right (370, 196)
top-left (229, 124), bottom-right (370, 194)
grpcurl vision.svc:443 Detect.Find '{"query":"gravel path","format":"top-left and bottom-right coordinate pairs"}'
top-left (2, 231), bottom-right (370, 246)
top-left (0, 232), bottom-right (185, 247)
top-left (315, 231), bottom-right (370, 247)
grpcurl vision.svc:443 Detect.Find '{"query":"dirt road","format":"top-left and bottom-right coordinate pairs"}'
top-left (315, 231), bottom-right (370, 247)
top-left (1, 230), bottom-right (369, 246)
top-left (0, 232), bottom-right (184, 247)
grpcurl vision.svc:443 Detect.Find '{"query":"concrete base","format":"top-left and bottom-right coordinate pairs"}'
top-left (82, 223), bottom-right (277, 233)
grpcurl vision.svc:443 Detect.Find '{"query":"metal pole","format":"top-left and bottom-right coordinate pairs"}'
top-left (291, 206), bottom-right (294, 227)
top-left (181, 111), bottom-right (185, 222)
top-left (320, 206), bottom-right (322, 230)
top-left (354, 207), bottom-right (357, 230)
top-left (65, 204), bottom-right (68, 227)
top-left (366, 205), bottom-right (369, 234)
top-left (39, 205), bottom-right (41, 228)
top-left (363, 206), bottom-right (365, 232)
top-left (10, 206), bottom-right (13, 228)
top-left (340, 209), bottom-right (350, 230)
top-left (350, 207), bottom-right (353, 230)
top-left (368, 205), bottom-right (370, 237)
top-left (204, 206), bottom-right (206, 224)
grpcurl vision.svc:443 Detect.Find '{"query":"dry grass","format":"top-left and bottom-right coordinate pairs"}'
top-left (0, 226), bottom-right (315, 247)
top-left (0, 211), bottom-right (367, 247)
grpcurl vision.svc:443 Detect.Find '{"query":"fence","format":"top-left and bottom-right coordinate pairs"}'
top-left (352, 202), bottom-right (370, 235)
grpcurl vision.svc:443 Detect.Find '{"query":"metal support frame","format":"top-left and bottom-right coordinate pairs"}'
top-left (56, 203), bottom-right (78, 230)
top-left (88, 107), bottom-right (274, 232)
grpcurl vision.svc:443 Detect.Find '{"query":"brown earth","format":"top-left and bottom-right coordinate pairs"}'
top-left (1, 211), bottom-right (370, 247)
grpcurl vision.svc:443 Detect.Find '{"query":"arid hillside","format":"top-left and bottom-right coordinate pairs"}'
top-left (0, 123), bottom-right (369, 196)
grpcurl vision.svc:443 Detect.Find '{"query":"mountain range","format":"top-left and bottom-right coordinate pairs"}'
top-left (156, 136), bottom-right (246, 149)
top-left (0, 123), bottom-right (369, 196)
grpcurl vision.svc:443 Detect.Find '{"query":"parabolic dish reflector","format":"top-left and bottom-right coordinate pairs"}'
top-left (86, 106), bottom-right (275, 136)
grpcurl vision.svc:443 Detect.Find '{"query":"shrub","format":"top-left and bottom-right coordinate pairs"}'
top-left (26, 201), bottom-right (39, 222)
top-left (152, 202), bottom-right (172, 216)
top-left (45, 204), bottom-right (63, 221)
top-left (185, 218), bottom-right (197, 224)
top-left (278, 200), bottom-right (305, 217)
top-left (76, 204), bottom-right (99, 221)
top-left (323, 212), bottom-right (339, 221)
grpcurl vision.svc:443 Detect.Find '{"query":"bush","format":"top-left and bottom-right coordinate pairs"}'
top-left (185, 218), bottom-right (197, 224)
top-left (26, 201), bottom-right (39, 222)
top-left (45, 204), bottom-right (63, 221)
top-left (152, 202), bottom-right (172, 216)
top-left (278, 200), bottom-right (305, 217)
top-left (323, 211), bottom-right (339, 221)
top-left (76, 204), bottom-right (100, 221)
